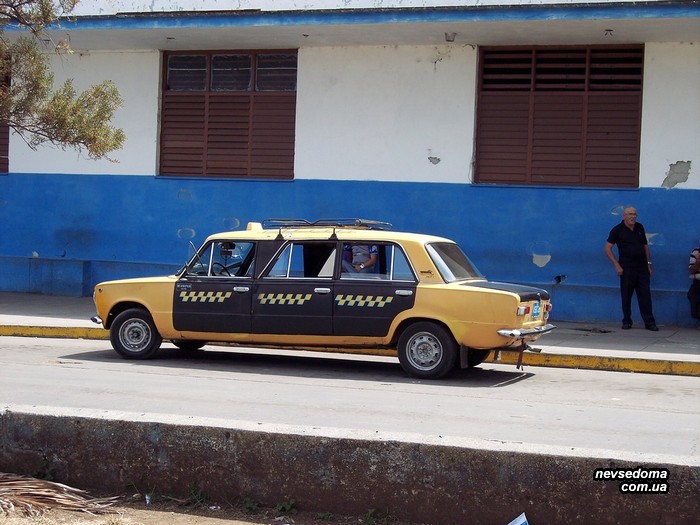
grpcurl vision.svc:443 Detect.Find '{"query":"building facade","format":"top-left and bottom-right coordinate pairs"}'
top-left (1, 0), bottom-right (699, 325)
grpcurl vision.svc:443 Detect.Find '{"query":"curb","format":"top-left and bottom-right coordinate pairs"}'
top-left (490, 351), bottom-right (700, 377)
top-left (2, 324), bottom-right (699, 377)
top-left (0, 326), bottom-right (109, 340)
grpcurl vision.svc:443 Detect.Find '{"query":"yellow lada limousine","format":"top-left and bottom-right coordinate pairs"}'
top-left (92, 219), bottom-right (554, 379)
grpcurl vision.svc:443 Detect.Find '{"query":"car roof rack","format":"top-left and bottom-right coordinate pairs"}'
top-left (262, 218), bottom-right (393, 231)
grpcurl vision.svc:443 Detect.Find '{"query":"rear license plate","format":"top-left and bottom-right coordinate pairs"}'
top-left (532, 302), bottom-right (541, 318)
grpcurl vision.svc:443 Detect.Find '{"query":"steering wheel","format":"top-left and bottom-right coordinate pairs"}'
top-left (212, 262), bottom-right (231, 276)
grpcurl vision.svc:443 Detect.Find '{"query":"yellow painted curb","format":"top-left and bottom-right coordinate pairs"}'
top-left (489, 351), bottom-right (700, 377)
top-left (0, 326), bottom-right (109, 340)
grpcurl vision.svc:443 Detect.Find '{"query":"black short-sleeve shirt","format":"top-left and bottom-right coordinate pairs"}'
top-left (607, 221), bottom-right (648, 268)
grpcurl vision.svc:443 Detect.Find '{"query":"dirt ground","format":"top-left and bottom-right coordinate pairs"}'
top-left (0, 496), bottom-right (419, 525)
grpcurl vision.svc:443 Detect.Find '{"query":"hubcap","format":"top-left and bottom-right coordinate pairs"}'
top-left (120, 319), bottom-right (150, 351)
top-left (407, 332), bottom-right (442, 371)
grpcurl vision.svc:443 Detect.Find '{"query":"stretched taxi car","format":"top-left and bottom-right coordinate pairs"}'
top-left (92, 219), bottom-right (554, 379)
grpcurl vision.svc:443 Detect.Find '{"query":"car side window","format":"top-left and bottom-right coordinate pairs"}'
top-left (388, 245), bottom-right (415, 281)
top-left (266, 242), bottom-right (336, 279)
top-left (188, 241), bottom-right (255, 277)
top-left (340, 243), bottom-right (416, 281)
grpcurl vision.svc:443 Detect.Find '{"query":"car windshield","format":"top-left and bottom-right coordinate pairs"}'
top-left (426, 242), bottom-right (483, 282)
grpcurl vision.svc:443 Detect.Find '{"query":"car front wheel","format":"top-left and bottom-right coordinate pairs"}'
top-left (397, 322), bottom-right (457, 379)
top-left (110, 308), bottom-right (162, 359)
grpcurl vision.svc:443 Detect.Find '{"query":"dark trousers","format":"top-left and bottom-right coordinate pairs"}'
top-left (620, 266), bottom-right (655, 326)
top-left (689, 280), bottom-right (700, 320)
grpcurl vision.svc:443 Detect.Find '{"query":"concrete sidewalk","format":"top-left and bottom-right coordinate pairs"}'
top-left (0, 291), bottom-right (698, 377)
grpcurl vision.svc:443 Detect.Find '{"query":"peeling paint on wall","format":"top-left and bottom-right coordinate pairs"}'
top-left (610, 205), bottom-right (625, 217)
top-left (177, 189), bottom-right (193, 201)
top-left (661, 160), bottom-right (691, 189)
top-left (646, 232), bottom-right (665, 247)
top-left (221, 217), bottom-right (241, 230)
top-left (177, 228), bottom-right (196, 239)
top-left (529, 241), bottom-right (551, 267)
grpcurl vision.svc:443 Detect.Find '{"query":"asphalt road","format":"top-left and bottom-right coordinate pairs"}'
top-left (2, 336), bottom-right (698, 466)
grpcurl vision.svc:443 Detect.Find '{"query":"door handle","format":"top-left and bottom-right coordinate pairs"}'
top-left (395, 289), bottom-right (413, 296)
top-left (314, 287), bottom-right (332, 294)
top-left (233, 286), bottom-right (250, 293)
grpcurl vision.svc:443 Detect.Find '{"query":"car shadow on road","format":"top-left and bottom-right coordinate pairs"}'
top-left (65, 344), bottom-right (535, 388)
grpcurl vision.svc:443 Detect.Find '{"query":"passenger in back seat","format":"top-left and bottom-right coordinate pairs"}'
top-left (342, 244), bottom-right (378, 274)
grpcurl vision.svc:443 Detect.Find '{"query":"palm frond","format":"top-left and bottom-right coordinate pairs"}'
top-left (0, 472), bottom-right (117, 517)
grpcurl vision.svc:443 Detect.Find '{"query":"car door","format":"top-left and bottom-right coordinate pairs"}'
top-left (252, 241), bottom-right (335, 335)
top-left (334, 243), bottom-right (417, 337)
top-left (172, 240), bottom-right (255, 333)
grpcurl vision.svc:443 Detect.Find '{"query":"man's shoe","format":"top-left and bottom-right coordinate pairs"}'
top-left (622, 323), bottom-right (632, 330)
top-left (646, 325), bottom-right (659, 332)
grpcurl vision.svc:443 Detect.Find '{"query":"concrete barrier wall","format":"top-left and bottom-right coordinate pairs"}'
top-left (1, 411), bottom-right (698, 524)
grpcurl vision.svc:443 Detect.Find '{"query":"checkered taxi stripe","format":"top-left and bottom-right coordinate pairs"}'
top-left (335, 294), bottom-right (394, 308)
top-left (179, 291), bottom-right (232, 302)
top-left (258, 293), bottom-right (313, 305)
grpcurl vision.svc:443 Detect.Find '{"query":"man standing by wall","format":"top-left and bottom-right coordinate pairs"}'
top-left (605, 206), bottom-right (659, 331)
top-left (689, 244), bottom-right (700, 328)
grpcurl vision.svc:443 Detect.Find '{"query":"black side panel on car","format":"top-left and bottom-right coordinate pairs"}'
top-left (333, 280), bottom-right (416, 337)
top-left (254, 240), bottom-right (285, 278)
top-left (252, 280), bottom-right (334, 335)
top-left (173, 278), bottom-right (252, 333)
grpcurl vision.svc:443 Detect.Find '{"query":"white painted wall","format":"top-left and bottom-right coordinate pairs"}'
top-left (71, 0), bottom-right (648, 16)
top-left (10, 50), bottom-right (160, 175)
top-left (640, 42), bottom-right (700, 190)
top-left (295, 45), bottom-right (476, 182)
top-left (11, 39), bottom-right (700, 191)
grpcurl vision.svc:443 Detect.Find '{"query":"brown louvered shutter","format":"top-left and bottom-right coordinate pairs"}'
top-left (476, 46), bottom-right (643, 187)
top-left (0, 122), bottom-right (8, 173)
top-left (250, 94), bottom-right (296, 179)
top-left (161, 93), bottom-right (206, 175)
top-left (207, 94), bottom-right (250, 177)
top-left (160, 51), bottom-right (296, 179)
top-left (0, 72), bottom-right (8, 173)
top-left (476, 92), bottom-right (530, 183)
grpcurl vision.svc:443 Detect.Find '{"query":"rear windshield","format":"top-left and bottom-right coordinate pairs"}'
top-left (426, 242), bottom-right (483, 283)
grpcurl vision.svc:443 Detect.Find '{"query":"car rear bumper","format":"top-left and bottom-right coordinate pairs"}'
top-left (497, 323), bottom-right (556, 339)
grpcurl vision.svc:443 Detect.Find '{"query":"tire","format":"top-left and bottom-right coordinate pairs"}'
top-left (110, 308), bottom-right (162, 359)
top-left (397, 322), bottom-right (457, 379)
top-left (467, 349), bottom-right (492, 368)
top-left (172, 340), bottom-right (206, 351)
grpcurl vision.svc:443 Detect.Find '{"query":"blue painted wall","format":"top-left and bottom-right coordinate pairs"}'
top-left (1, 173), bottom-right (697, 325)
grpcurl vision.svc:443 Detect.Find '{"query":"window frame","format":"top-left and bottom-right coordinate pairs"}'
top-left (475, 45), bottom-right (644, 188)
top-left (160, 49), bottom-right (298, 180)
top-left (263, 241), bottom-right (337, 280)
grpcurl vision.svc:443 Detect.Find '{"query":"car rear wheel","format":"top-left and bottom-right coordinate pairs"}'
top-left (397, 322), bottom-right (457, 379)
top-left (467, 349), bottom-right (492, 368)
top-left (110, 308), bottom-right (162, 359)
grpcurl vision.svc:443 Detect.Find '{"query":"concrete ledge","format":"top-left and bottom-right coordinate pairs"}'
top-left (1, 411), bottom-right (698, 524)
top-left (490, 351), bottom-right (700, 377)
